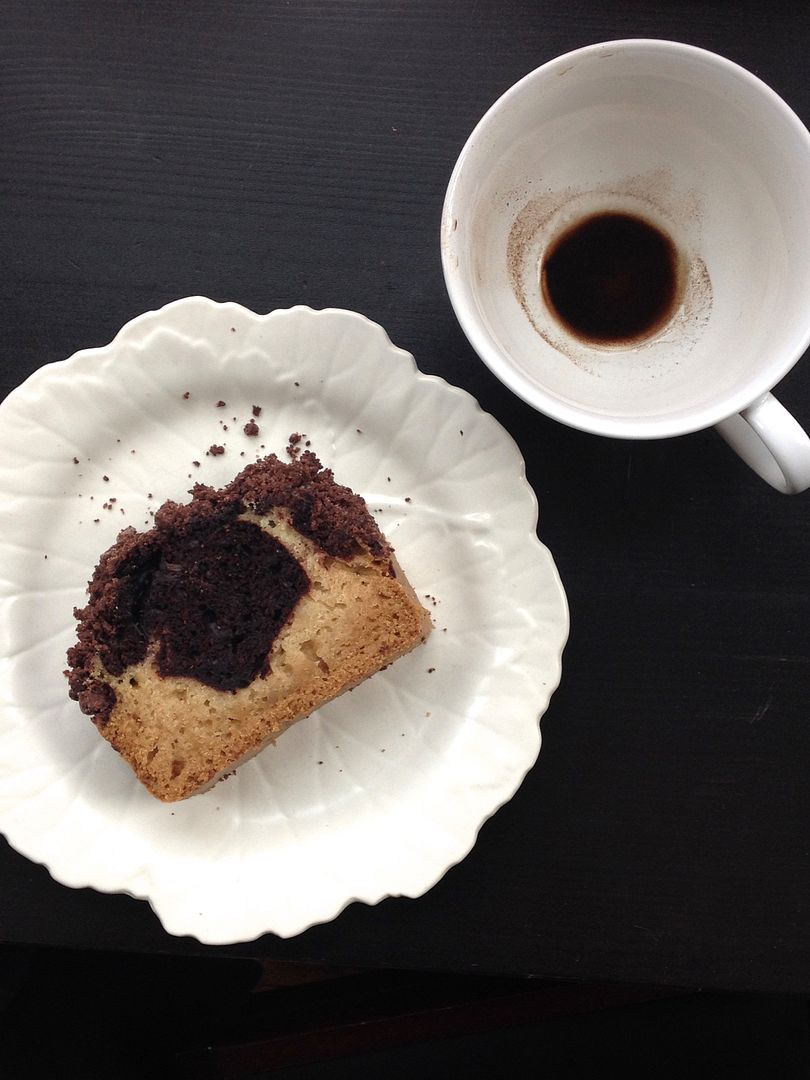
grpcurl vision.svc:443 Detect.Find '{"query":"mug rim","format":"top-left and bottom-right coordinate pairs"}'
top-left (441, 38), bottom-right (810, 439)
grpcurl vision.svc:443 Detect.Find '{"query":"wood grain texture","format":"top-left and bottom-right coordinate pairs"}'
top-left (2, 0), bottom-right (810, 993)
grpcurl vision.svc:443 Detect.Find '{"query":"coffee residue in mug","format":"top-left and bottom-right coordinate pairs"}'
top-left (541, 211), bottom-right (684, 346)
top-left (506, 170), bottom-right (713, 368)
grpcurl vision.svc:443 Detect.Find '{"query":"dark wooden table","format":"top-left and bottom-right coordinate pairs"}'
top-left (2, 0), bottom-right (809, 997)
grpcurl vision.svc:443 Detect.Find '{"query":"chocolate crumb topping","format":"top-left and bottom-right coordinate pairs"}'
top-left (232, 450), bottom-right (389, 559)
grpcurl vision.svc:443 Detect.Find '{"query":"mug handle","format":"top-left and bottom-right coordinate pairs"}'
top-left (715, 392), bottom-right (810, 494)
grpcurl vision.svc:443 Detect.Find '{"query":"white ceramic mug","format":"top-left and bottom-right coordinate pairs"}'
top-left (441, 39), bottom-right (810, 493)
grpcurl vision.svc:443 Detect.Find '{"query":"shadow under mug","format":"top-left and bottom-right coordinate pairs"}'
top-left (441, 39), bottom-right (810, 494)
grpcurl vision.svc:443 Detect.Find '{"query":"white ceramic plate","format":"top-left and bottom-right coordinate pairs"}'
top-left (0, 298), bottom-right (568, 943)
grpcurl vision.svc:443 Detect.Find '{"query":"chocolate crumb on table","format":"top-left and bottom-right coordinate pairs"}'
top-left (252, 405), bottom-right (262, 417)
top-left (216, 400), bottom-right (226, 408)
top-left (207, 445), bottom-right (225, 456)
top-left (182, 391), bottom-right (190, 400)
top-left (244, 420), bottom-right (259, 437)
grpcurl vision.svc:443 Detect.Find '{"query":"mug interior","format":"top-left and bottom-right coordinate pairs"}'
top-left (442, 41), bottom-right (810, 437)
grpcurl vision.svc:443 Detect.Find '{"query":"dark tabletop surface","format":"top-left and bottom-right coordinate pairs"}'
top-left (2, 0), bottom-right (809, 996)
